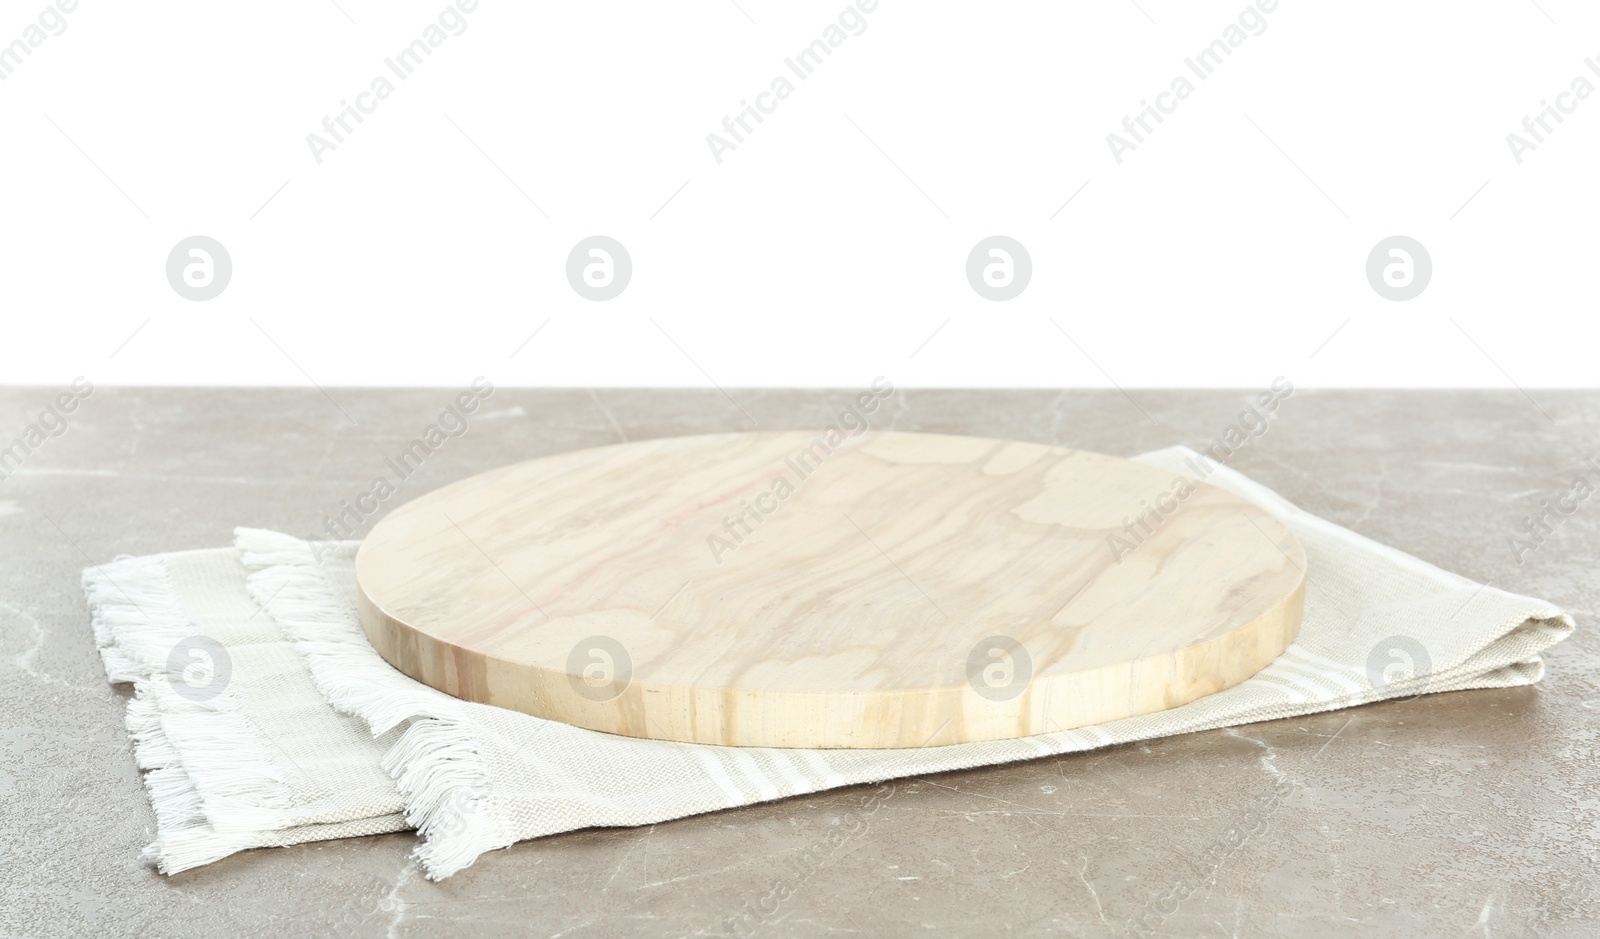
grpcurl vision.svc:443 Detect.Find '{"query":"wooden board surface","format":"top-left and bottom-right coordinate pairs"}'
top-left (354, 431), bottom-right (1305, 748)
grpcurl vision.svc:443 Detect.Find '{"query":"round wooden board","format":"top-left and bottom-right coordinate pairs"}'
top-left (355, 431), bottom-right (1305, 748)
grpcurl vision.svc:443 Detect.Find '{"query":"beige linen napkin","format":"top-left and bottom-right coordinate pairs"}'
top-left (83, 547), bottom-right (408, 872)
top-left (83, 446), bottom-right (1574, 880)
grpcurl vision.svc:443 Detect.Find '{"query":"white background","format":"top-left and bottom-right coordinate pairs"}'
top-left (1, 0), bottom-right (1596, 388)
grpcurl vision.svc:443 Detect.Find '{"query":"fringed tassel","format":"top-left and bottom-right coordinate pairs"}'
top-left (238, 527), bottom-right (513, 880)
top-left (84, 554), bottom-right (289, 874)
top-left (83, 554), bottom-right (194, 684)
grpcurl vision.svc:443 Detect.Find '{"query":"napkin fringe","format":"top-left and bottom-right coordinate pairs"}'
top-left (129, 695), bottom-right (262, 873)
top-left (238, 527), bottom-right (512, 880)
top-left (83, 554), bottom-right (194, 684)
top-left (84, 554), bottom-right (289, 873)
top-left (385, 720), bottom-right (506, 880)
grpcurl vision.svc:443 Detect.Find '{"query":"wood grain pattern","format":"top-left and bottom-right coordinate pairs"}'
top-left (355, 432), bottom-right (1305, 748)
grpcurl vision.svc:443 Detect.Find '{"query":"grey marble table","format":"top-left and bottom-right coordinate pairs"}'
top-left (1, 388), bottom-right (1596, 938)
